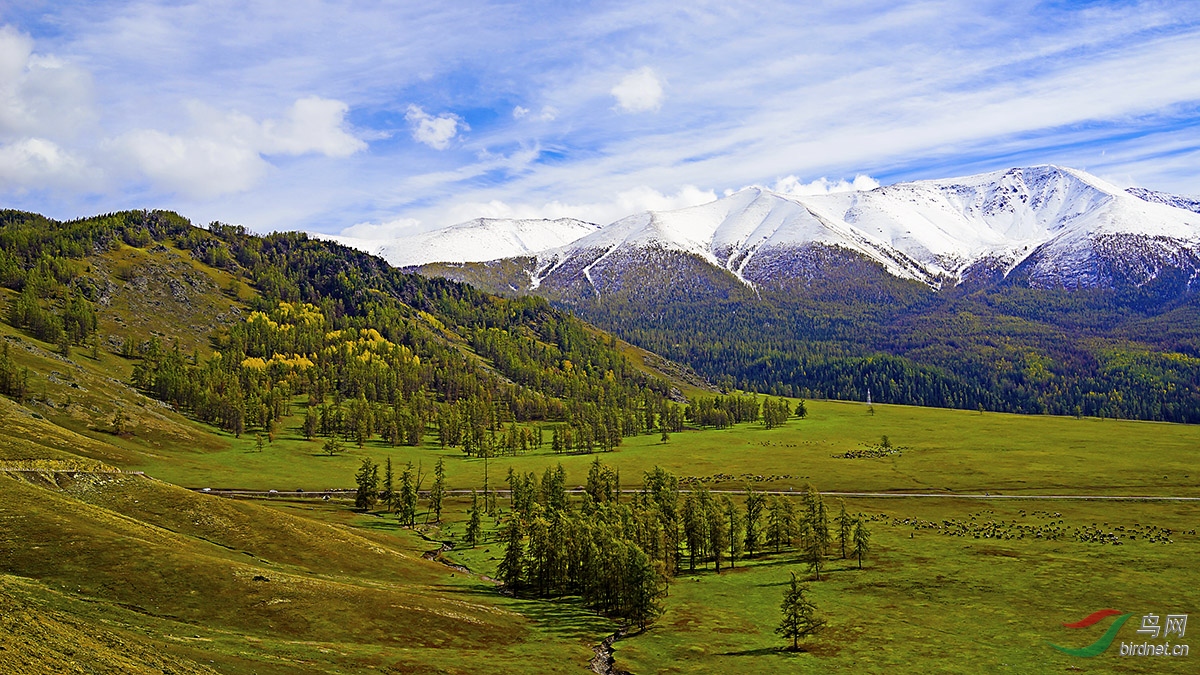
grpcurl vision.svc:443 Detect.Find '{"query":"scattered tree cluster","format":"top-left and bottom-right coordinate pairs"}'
top-left (0, 343), bottom-right (30, 401)
top-left (354, 455), bottom-right (443, 526)
top-left (496, 461), bottom-right (681, 630)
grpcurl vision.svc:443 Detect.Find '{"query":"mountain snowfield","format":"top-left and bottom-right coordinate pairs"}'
top-left (382, 165), bottom-right (1200, 291)
top-left (371, 217), bottom-right (600, 268)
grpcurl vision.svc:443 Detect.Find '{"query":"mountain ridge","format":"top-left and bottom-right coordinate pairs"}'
top-left (385, 165), bottom-right (1200, 295)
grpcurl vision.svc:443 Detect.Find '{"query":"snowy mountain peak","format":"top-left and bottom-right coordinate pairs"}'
top-left (1127, 186), bottom-right (1200, 214)
top-left (378, 217), bottom-right (600, 268)
top-left (388, 166), bottom-right (1200, 293)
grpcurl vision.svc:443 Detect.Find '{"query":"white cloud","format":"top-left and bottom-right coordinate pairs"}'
top-left (116, 97), bottom-right (365, 199)
top-left (260, 96), bottom-right (366, 157)
top-left (338, 217), bottom-right (422, 240)
top-left (770, 174), bottom-right (880, 196)
top-left (611, 67), bottom-right (664, 113)
top-left (0, 137), bottom-right (93, 190)
top-left (405, 104), bottom-right (467, 149)
top-left (0, 25), bottom-right (95, 140)
top-left (117, 128), bottom-right (270, 200)
top-left (514, 105), bottom-right (557, 122)
top-left (0, 25), bottom-right (97, 193)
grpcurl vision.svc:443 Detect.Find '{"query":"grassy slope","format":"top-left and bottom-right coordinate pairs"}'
top-left (0, 425), bottom-right (613, 674)
top-left (0, 240), bottom-right (631, 674)
top-left (4, 238), bottom-right (1200, 673)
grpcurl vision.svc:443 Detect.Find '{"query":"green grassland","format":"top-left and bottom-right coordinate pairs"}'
top-left (432, 489), bottom-right (1200, 674)
top-left (3, 237), bottom-right (1199, 673)
top-left (114, 396), bottom-right (1200, 499)
top-left (0, 433), bottom-right (616, 674)
top-left (5, 302), bottom-right (1200, 673)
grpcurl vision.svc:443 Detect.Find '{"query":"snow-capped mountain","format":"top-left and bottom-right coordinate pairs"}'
top-left (393, 166), bottom-right (1200, 296)
top-left (464, 166), bottom-right (1200, 293)
top-left (376, 217), bottom-right (599, 268)
top-left (1127, 186), bottom-right (1200, 214)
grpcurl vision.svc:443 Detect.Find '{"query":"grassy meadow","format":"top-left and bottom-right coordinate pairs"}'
top-left (113, 395), bottom-right (1200, 499)
top-left (2, 240), bottom-right (1198, 672)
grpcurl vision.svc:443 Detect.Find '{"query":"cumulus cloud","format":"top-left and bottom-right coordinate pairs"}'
top-left (0, 137), bottom-right (93, 190)
top-left (260, 96), bottom-right (366, 157)
top-left (611, 67), bottom-right (664, 113)
top-left (405, 105), bottom-right (467, 149)
top-left (118, 128), bottom-right (270, 199)
top-left (116, 97), bottom-right (365, 199)
top-left (513, 105), bottom-right (529, 119)
top-left (0, 26), bottom-right (94, 140)
top-left (770, 174), bottom-right (880, 196)
top-left (0, 25), bottom-right (97, 193)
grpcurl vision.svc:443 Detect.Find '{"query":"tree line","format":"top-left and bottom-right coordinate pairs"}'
top-left (485, 460), bottom-right (871, 630)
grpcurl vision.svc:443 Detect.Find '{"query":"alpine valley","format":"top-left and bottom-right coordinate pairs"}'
top-left (401, 166), bottom-right (1200, 422)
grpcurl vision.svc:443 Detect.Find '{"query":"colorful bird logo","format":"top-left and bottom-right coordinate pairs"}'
top-left (1049, 609), bottom-right (1131, 657)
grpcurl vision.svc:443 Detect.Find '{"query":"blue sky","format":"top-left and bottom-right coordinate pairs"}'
top-left (1, 1), bottom-right (1199, 239)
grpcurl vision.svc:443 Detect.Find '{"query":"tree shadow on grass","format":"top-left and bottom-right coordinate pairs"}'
top-left (354, 520), bottom-right (403, 532)
top-left (432, 585), bottom-right (615, 641)
top-left (718, 646), bottom-right (809, 656)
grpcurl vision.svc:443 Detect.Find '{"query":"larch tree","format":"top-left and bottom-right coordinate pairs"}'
top-left (354, 457), bottom-right (379, 510)
top-left (381, 456), bottom-right (395, 512)
top-left (743, 486), bottom-right (765, 558)
top-left (834, 499), bottom-right (852, 559)
top-left (497, 516), bottom-right (525, 594)
top-left (776, 571), bottom-right (825, 651)
top-left (465, 490), bottom-right (482, 546)
top-left (399, 461), bottom-right (417, 526)
top-left (429, 457), bottom-right (446, 523)
top-left (722, 494), bottom-right (742, 568)
top-left (852, 518), bottom-right (871, 569)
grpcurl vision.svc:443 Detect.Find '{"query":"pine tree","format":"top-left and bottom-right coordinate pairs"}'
top-left (776, 572), bottom-right (825, 650)
top-left (465, 491), bottom-right (482, 546)
top-left (835, 499), bottom-right (852, 559)
top-left (354, 457), bottom-right (379, 510)
top-left (722, 495), bottom-right (742, 568)
top-left (852, 519), bottom-right (871, 569)
top-left (744, 486), bottom-right (765, 557)
top-left (429, 457), bottom-right (446, 522)
top-left (399, 462), bottom-right (417, 526)
top-left (381, 456), bottom-right (395, 512)
top-left (497, 516), bottom-right (525, 594)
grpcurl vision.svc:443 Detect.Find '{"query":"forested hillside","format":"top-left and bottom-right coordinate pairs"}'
top-left (0, 209), bottom-right (689, 455)
top-left (418, 244), bottom-right (1200, 423)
